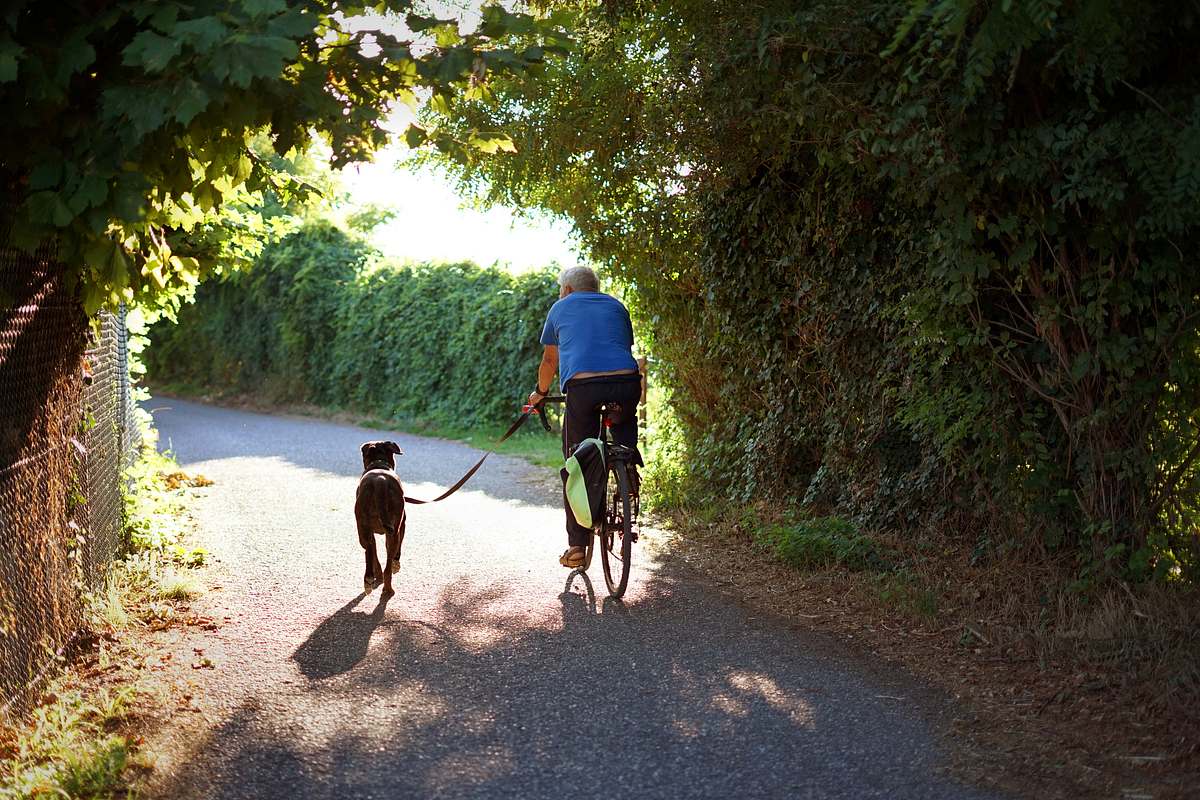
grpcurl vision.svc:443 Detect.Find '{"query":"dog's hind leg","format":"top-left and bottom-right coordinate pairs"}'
top-left (359, 525), bottom-right (382, 592)
top-left (382, 528), bottom-right (400, 598)
top-left (390, 509), bottom-right (406, 575)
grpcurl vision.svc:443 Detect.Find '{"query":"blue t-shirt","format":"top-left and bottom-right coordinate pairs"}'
top-left (540, 291), bottom-right (638, 386)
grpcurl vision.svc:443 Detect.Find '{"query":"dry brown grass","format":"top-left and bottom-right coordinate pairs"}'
top-left (663, 506), bottom-right (1200, 799)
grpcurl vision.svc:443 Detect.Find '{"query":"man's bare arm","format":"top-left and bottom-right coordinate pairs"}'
top-left (528, 344), bottom-right (559, 406)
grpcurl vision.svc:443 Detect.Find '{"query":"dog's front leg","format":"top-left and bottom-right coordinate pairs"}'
top-left (359, 526), bottom-right (382, 592)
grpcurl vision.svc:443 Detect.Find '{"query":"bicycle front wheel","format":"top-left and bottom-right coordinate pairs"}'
top-left (600, 460), bottom-right (633, 598)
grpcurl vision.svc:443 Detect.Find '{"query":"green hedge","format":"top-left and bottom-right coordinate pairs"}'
top-left (144, 221), bottom-right (558, 428)
top-left (425, 1), bottom-right (1200, 584)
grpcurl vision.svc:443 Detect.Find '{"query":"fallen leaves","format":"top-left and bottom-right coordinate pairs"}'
top-left (163, 470), bottom-right (213, 490)
top-left (190, 647), bottom-right (214, 670)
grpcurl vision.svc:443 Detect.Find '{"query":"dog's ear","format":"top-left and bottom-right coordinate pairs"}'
top-left (386, 441), bottom-right (403, 455)
top-left (360, 442), bottom-right (374, 457)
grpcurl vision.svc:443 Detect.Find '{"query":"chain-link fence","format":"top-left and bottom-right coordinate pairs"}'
top-left (0, 243), bottom-right (141, 715)
top-left (81, 309), bottom-right (143, 585)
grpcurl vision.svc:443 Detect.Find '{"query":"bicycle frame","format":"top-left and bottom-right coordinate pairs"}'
top-left (597, 402), bottom-right (640, 532)
top-left (535, 394), bottom-right (641, 596)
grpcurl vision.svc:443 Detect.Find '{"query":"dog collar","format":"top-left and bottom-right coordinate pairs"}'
top-left (362, 460), bottom-right (393, 473)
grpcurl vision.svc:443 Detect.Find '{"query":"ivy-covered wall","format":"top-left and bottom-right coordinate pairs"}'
top-left (143, 221), bottom-right (557, 428)
top-left (424, 0), bottom-right (1200, 584)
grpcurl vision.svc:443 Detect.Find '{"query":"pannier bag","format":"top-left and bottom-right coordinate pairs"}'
top-left (562, 438), bottom-right (606, 528)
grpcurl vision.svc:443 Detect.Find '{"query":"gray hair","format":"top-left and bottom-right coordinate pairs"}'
top-left (558, 265), bottom-right (599, 292)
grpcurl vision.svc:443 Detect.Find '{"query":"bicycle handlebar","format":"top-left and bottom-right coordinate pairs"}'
top-left (522, 394), bottom-right (567, 431)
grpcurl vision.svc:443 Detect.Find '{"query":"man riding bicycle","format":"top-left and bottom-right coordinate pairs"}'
top-left (527, 266), bottom-right (641, 569)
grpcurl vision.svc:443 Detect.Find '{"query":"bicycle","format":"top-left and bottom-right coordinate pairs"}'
top-left (533, 394), bottom-right (641, 599)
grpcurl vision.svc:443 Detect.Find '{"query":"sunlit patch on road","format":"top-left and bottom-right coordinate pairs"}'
top-left (726, 670), bottom-right (816, 729)
top-left (138, 398), bottom-right (1001, 800)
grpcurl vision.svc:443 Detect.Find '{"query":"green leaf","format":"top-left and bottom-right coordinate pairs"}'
top-left (28, 162), bottom-right (63, 191)
top-left (380, 37), bottom-right (412, 59)
top-left (54, 39), bottom-right (96, 88)
top-left (468, 132), bottom-right (516, 154)
top-left (24, 190), bottom-right (75, 227)
top-left (123, 30), bottom-right (183, 72)
top-left (0, 37), bottom-right (20, 82)
top-left (478, 6), bottom-right (512, 38)
top-left (434, 24), bottom-right (462, 48)
top-left (99, 85), bottom-right (170, 134)
top-left (52, 195), bottom-right (73, 227)
top-left (212, 35), bottom-right (295, 86)
top-left (82, 283), bottom-right (105, 315)
top-left (437, 48), bottom-right (473, 82)
top-left (110, 173), bottom-right (149, 219)
top-left (84, 237), bottom-right (114, 271)
top-left (233, 153), bottom-right (253, 184)
top-left (266, 8), bottom-right (316, 39)
top-left (71, 173), bottom-right (109, 212)
top-left (255, 34), bottom-right (299, 62)
top-left (404, 125), bottom-right (428, 148)
top-left (148, 4), bottom-right (180, 32)
top-left (169, 254), bottom-right (200, 280)
top-left (242, 0), bottom-right (287, 17)
top-left (174, 17), bottom-right (227, 52)
top-left (1069, 352), bottom-right (1092, 382)
top-left (108, 243), bottom-right (130, 290)
top-left (174, 79), bottom-right (210, 124)
top-left (406, 14), bottom-right (456, 33)
top-left (195, 184), bottom-right (215, 212)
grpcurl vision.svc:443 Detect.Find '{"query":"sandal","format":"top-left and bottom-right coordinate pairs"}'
top-left (559, 547), bottom-right (586, 568)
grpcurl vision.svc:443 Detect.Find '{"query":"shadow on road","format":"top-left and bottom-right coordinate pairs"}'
top-left (155, 559), bottom-right (999, 800)
top-left (292, 592), bottom-right (392, 680)
top-left (560, 569), bottom-right (628, 623)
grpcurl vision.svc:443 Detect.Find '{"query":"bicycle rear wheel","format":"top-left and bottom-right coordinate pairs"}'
top-left (600, 460), bottom-right (633, 598)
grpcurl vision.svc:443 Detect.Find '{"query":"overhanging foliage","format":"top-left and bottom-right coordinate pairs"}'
top-left (0, 0), bottom-right (569, 313)
top-left (424, 0), bottom-right (1200, 583)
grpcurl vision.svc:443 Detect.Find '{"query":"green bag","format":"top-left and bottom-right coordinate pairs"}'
top-left (561, 438), bottom-right (605, 528)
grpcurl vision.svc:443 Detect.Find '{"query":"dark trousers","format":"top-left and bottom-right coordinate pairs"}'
top-left (561, 373), bottom-right (641, 548)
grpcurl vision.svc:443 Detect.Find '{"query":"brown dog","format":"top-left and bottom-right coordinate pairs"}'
top-left (354, 440), bottom-right (406, 596)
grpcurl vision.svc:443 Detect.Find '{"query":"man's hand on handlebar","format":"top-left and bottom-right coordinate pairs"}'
top-left (523, 390), bottom-right (566, 435)
top-left (524, 389), bottom-right (554, 432)
top-left (525, 390), bottom-right (566, 411)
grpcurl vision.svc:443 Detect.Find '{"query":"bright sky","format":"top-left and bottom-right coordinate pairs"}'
top-left (331, 2), bottom-right (581, 272)
top-left (337, 147), bottom-right (582, 272)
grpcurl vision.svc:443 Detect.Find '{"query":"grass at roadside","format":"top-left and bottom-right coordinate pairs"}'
top-left (0, 439), bottom-right (209, 799)
top-left (397, 420), bottom-right (562, 468)
top-left (148, 382), bottom-right (565, 468)
top-left (0, 681), bottom-right (137, 800)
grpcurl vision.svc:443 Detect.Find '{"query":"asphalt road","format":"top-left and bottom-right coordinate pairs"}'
top-left (142, 397), bottom-right (1005, 800)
